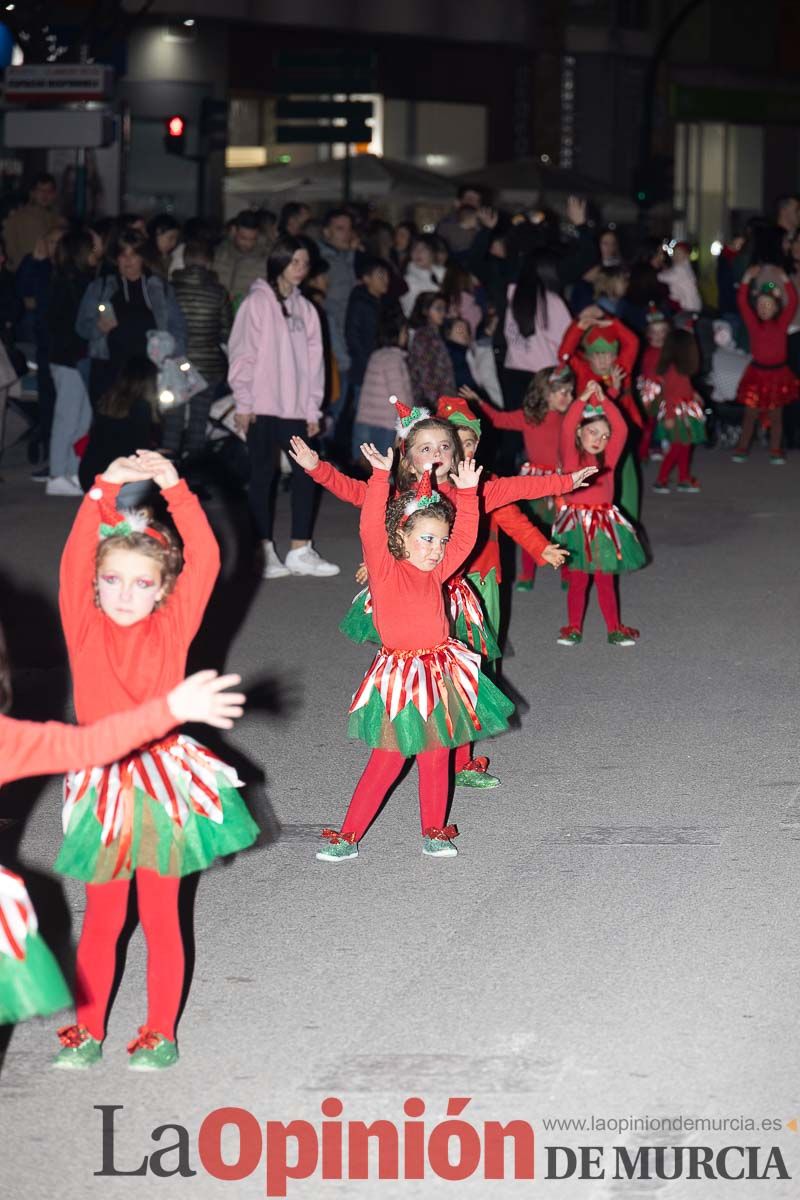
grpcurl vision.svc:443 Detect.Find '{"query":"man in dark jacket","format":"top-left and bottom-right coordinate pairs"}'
top-left (167, 241), bottom-right (232, 459)
top-left (344, 257), bottom-right (392, 406)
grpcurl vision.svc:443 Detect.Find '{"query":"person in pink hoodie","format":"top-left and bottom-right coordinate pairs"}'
top-left (228, 236), bottom-right (340, 579)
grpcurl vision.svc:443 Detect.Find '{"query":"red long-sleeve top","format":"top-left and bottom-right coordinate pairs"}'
top-left (310, 460), bottom-right (576, 579)
top-left (737, 280), bottom-right (797, 364)
top-left (559, 317), bottom-right (644, 429)
top-left (361, 470), bottom-right (479, 651)
top-left (478, 403), bottom-right (564, 469)
top-left (657, 365), bottom-right (694, 420)
top-left (59, 477), bottom-right (221, 724)
top-left (559, 397), bottom-right (626, 507)
top-left (638, 344), bottom-right (661, 382)
top-left (0, 698), bottom-right (176, 787)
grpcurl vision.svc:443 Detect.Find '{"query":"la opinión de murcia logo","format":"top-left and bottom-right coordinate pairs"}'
top-left (94, 1102), bottom-right (791, 1194)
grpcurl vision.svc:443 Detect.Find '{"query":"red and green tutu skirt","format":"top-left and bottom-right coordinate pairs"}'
top-left (54, 734), bottom-right (260, 884)
top-left (348, 638), bottom-right (514, 756)
top-left (340, 578), bottom-right (501, 661)
top-left (737, 362), bottom-right (798, 411)
top-left (552, 502), bottom-right (646, 575)
top-left (656, 396), bottom-right (707, 445)
top-left (0, 866), bottom-right (71, 1024)
top-left (519, 462), bottom-right (559, 528)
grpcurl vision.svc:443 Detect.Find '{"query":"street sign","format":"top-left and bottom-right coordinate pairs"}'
top-left (4, 64), bottom-right (113, 102)
top-left (275, 124), bottom-right (372, 145)
top-left (4, 110), bottom-right (115, 148)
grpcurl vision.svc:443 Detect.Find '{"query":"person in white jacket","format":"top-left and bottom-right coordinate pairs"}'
top-left (401, 236), bottom-right (445, 318)
top-left (658, 242), bottom-right (703, 314)
top-left (228, 236), bottom-right (339, 579)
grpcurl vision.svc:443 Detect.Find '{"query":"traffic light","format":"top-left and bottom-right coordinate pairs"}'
top-left (164, 113), bottom-right (186, 156)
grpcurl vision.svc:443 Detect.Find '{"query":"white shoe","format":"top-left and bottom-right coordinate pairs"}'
top-left (261, 540), bottom-right (290, 579)
top-left (46, 476), bottom-right (83, 496)
top-left (70, 474), bottom-right (82, 490)
top-left (285, 545), bottom-right (340, 577)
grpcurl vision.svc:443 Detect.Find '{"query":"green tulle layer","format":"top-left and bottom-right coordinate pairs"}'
top-left (656, 415), bottom-right (706, 445)
top-left (0, 933), bottom-right (71, 1025)
top-left (339, 590), bottom-right (380, 646)
top-left (454, 569), bottom-right (501, 662)
top-left (53, 777), bottom-right (260, 883)
top-left (554, 519), bottom-right (646, 575)
top-left (348, 672), bottom-right (514, 755)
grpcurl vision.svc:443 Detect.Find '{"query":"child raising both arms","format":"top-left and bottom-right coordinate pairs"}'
top-left (316, 448), bottom-right (514, 862)
top-left (52, 450), bottom-right (259, 1071)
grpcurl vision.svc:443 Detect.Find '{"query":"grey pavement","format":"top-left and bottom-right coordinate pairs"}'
top-left (1, 444), bottom-right (800, 1199)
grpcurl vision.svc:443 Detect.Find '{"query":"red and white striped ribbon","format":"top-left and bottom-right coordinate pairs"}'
top-left (350, 638), bottom-right (482, 738)
top-left (0, 866), bottom-right (37, 961)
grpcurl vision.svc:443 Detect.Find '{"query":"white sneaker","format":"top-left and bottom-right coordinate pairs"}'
top-left (46, 476), bottom-right (83, 496)
top-left (284, 544), bottom-right (340, 577)
top-left (261, 540), bottom-right (290, 579)
top-left (70, 474), bottom-right (82, 490)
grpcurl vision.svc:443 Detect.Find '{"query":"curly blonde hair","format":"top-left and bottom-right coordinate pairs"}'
top-left (395, 418), bottom-right (463, 491)
top-left (386, 492), bottom-right (455, 560)
top-left (95, 513), bottom-right (183, 606)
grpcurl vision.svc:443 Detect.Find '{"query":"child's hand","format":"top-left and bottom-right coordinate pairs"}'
top-left (458, 385), bottom-right (480, 402)
top-left (609, 363), bottom-right (626, 392)
top-left (355, 562), bottom-right (368, 586)
top-left (167, 670), bottom-right (245, 730)
top-left (101, 456), bottom-right (150, 485)
top-left (288, 436), bottom-right (319, 471)
top-left (570, 466), bottom-right (599, 488)
top-left (541, 543), bottom-right (569, 569)
top-left (360, 443), bottom-right (394, 473)
top-left (133, 450), bottom-right (180, 490)
top-left (450, 457), bottom-right (483, 489)
top-left (578, 304), bottom-right (604, 328)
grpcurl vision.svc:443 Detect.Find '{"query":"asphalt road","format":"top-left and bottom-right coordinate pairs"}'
top-left (1, 442), bottom-right (799, 1199)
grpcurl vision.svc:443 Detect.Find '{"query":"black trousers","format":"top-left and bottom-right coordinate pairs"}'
top-left (246, 415), bottom-right (317, 542)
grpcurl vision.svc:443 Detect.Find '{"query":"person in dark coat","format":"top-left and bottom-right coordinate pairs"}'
top-left (78, 355), bottom-right (157, 491)
top-left (344, 257), bottom-right (393, 410)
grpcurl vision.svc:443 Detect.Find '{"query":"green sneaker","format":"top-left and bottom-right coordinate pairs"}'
top-left (128, 1027), bottom-right (179, 1070)
top-left (515, 579), bottom-right (534, 592)
top-left (557, 625), bottom-right (582, 646)
top-left (731, 452), bottom-right (748, 463)
top-left (52, 1024), bottom-right (103, 1070)
top-left (608, 625), bottom-right (639, 647)
top-left (422, 825), bottom-right (459, 857)
top-left (454, 756), bottom-right (500, 789)
top-left (316, 829), bottom-right (359, 862)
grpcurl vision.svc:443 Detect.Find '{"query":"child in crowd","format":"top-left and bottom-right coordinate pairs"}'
top-left (0, 620), bottom-right (245, 1027)
top-left (636, 304), bottom-right (671, 462)
top-left (315, 449), bottom-right (513, 862)
top-left (652, 329), bottom-right (707, 494)
top-left (469, 365), bottom-right (574, 589)
top-left (732, 267), bottom-right (798, 464)
top-left (52, 450), bottom-right (258, 1070)
top-left (352, 315), bottom-right (412, 459)
top-left (78, 356), bottom-right (158, 491)
top-left (658, 242), bottom-right (703, 315)
top-left (407, 291), bottom-right (455, 406)
top-left (553, 384), bottom-right (646, 647)
top-left (401, 236), bottom-right (445, 318)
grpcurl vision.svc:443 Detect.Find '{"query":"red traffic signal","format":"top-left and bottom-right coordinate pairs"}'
top-left (164, 113), bottom-right (186, 155)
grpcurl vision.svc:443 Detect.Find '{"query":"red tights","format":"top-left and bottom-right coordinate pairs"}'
top-left (340, 747), bottom-right (450, 840)
top-left (75, 868), bottom-right (183, 1041)
top-left (566, 569), bottom-right (620, 633)
top-left (656, 441), bottom-right (691, 484)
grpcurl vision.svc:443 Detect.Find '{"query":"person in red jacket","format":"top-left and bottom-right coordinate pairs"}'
top-left (53, 451), bottom-right (258, 1071)
top-left (636, 304), bottom-right (671, 462)
top-left (0, 619), bottom-right (245, 1027)
top-left (315, 451), bottom-right (515, 862)
top-left (732, 268), bottom-right (798, 464)
top-left (466, 365), bottom-right (574, 588)
top-left (553, 384), bottom-right (647, 647)
top-left (652, 328), bottom-right (706, 494)
top-left (559, 308), bottom-right (644, 521)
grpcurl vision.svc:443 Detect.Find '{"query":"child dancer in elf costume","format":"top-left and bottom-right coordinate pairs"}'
top-left (652, 328), bottom-right (706, 494)
top-left (732, 267), bottom-right (798, 465)
top-left (289, 399), bottom-right (592, 786)
top-left (0, 621), bottom-right (245, 1027)
top-left (636, 304), bottom-right (670, 463)
top-left (553, 383), bottom-right (646, 648)
top-left (316, 450), bottom-right (514, 861)
top-left (464, 365), bottom-right (574, 590)
top-left (52, 450), bottom-right (258, 1070)
top-left (559, 309), bottom-right (643, 521)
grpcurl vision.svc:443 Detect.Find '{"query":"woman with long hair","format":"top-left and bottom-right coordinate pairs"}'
top-left (407, 291), bottom-right (455, 406)
top-left (502, 249), bottom-right (572, 410)
top-left (228, 235), bottom-right (340, 579)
